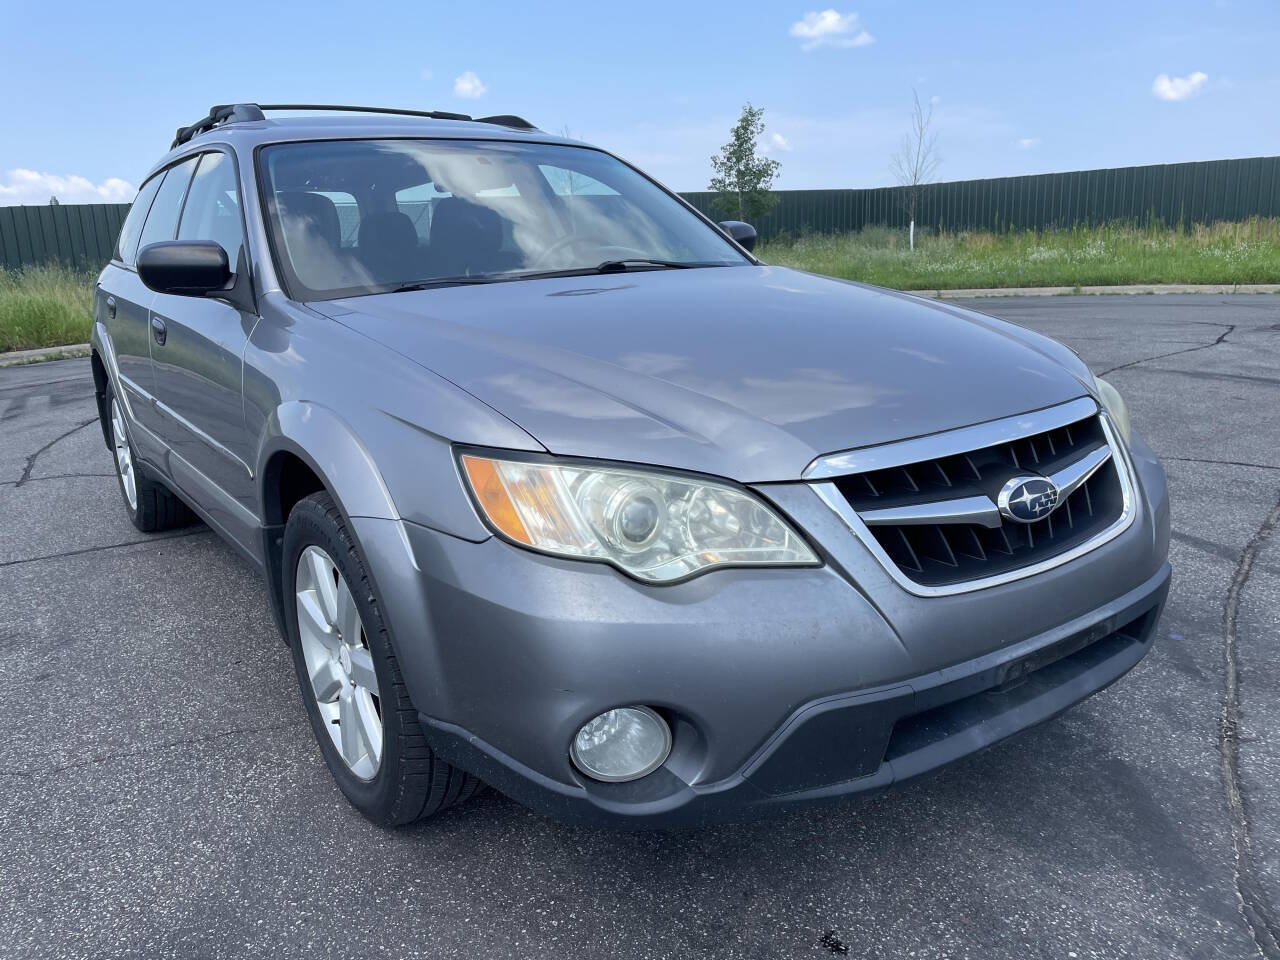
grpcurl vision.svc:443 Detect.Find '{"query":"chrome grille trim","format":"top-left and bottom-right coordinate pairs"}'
top-left (803, 396), bottom-right (1099, 480)
top-left (810, 409), bottom-right (1138, 597)
top-left (1050, 443), bottom-right (1112, 500)
top-left (857, 442), bottom-right (1113, 531)
top-left (861, 494), bottom-right (1003, 529)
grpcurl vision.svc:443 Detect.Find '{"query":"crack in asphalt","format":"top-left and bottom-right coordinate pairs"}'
top-left (0, 472), bottom-right (117, 488)
top-left (0, 529), bottom-right (212, 568)
top-left (1167, 457), bottom-right (1280, 473)
top-left (1099, 323), bottom-right (1236, 377)
top-left (1170, 530), bottom-right (1248, 566)
top-left (1221, 491), bottom-right (1280, 959)
top-left (14, 417), bottom-right (99, 488)
top-left (0, 721), bottom-right (296, 782)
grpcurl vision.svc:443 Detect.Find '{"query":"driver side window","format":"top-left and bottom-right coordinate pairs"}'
top-left (177, 152), bottom-right (246, 266)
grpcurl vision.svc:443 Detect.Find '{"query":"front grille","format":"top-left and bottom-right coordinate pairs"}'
top-left (833, 413), bottom-right (1125, 587)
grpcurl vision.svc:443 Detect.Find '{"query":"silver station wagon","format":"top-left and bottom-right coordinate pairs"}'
top-left (91, 104), bottom-right (1171, 828)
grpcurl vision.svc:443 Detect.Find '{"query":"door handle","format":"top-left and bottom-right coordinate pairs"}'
top-left (150, 316), bottom-right (168, 346)
top-left (106, 296), bottom-right (116, 320)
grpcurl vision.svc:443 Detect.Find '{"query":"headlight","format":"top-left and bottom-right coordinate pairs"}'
top-left (459, 454), bottom-right (817, 582)
top-left (1093, 376), bottom-right (1132, 445)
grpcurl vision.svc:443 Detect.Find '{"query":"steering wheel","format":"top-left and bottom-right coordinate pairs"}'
top-left (531, 236), bottom-right (649, 270)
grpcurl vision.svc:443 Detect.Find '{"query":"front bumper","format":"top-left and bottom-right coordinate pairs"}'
top-left (352, 431), bottom-right (1171, 828)
top-left (420, 565), bottom-right (1166, 827)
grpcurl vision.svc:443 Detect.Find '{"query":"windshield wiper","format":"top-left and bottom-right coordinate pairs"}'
top-left (387, 275), bottom-right (504, 293)
top-left (388, 260), bottom-right (717, 292)
top-left (594, 258), bottom-right (699, 272)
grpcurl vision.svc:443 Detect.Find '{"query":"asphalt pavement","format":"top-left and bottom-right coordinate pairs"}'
top-left (1, 294), bottom-right (1277, 960)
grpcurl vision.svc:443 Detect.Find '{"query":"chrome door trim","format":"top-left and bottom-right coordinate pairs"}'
top-left (811, 414), bottom-right (1138, 597)
top-left (118, 371), bottom-right (156, 405)
top-left (803, 396), bottom-right (1099, 480)
top-left (168, 447), bottom-right (260, 529)
top-left (154, 396), bottom-right (254, 478)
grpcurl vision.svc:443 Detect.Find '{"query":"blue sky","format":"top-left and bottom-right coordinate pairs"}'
top-left (1, 0), bottom-right (1275, 204)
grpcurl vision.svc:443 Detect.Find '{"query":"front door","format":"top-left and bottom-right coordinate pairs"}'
top-left (147, 150), bottom-right (260, 551)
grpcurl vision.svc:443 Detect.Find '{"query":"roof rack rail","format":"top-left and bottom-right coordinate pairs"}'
top-left (171, 103), bottom-right (537, 148)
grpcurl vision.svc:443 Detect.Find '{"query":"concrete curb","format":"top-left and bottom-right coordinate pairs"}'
top-left (0, 343), bottom-right (91, 367)
top-left (905, 283), bottom-right (1280, 299)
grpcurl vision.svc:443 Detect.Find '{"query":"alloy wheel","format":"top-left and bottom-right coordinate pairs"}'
top-left (110, 398), bottom-right (137, 511)
top-left (295, 545), bottom-right (383, 780)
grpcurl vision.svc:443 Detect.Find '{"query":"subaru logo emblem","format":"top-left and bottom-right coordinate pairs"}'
top-left (997, 475), bottom-right (1060, 524)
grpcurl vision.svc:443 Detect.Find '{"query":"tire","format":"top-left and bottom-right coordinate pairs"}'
top-left (105, 380), bottom-right (193, 533)
top-left (282, 491), bottom-right (483, 826)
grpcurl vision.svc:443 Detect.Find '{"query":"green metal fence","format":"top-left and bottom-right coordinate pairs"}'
top-left (2, 156), bottom-right (1278, 270)
top-left (0, 202), bottom-right (130, 271)
top-left (683, 155), bottom-right (1280, 240)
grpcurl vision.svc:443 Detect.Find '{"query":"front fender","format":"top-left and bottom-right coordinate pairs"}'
top-left (260, 401), bottom-right (400, 522)
top-left (255, 401), bottom-right (411, 643)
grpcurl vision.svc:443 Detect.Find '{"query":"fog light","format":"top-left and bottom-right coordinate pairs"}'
top-left (570, 706), bottom-right (671, 782)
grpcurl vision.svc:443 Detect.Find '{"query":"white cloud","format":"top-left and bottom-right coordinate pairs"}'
top-left (789, 10), bottom-right (874, 51)
top-left (0, 169), bottom-right (135, 206)
top-left (453, 71), bottom-right (488, 99)
top-left (769, 132), bottom-right (792, 152)
top-left (1018, 137), bottom-right (1041, 149)
top-left (1152, 71), bottom-right (1207, 102)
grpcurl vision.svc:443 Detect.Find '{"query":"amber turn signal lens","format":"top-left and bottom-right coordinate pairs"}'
top-left (461, 455), bottom-right (532, 544)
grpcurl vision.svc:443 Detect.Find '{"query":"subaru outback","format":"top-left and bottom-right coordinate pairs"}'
top-left (90, 103), bottom-right (1171, 828)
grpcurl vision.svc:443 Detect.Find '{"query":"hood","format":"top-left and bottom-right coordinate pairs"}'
top-left (313, 266), bottom-right (1090, 482)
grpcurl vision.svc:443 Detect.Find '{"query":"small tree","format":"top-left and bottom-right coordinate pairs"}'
top-left (889, 89), bottom-right (941, 250)
top-left (708, 103), bottom-right (781, 222)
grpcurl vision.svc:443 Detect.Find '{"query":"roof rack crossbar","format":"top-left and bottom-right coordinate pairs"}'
top-left (172, 103), bottom-right (265, 149)
top-left (171, 103), bottom-right (537, 148)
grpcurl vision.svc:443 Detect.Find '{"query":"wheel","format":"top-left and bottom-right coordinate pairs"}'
top-left (105, 380), bottom-right (193, 533)
top-left (282, 491), bottom-right (483, 826)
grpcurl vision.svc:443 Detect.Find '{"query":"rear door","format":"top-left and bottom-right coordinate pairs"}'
top-left (147, 149), bottom-right (260, 549)
top-left (125, 155), bottom-right (199, 440)
top-left (98, 172), bottom-right (164, 445)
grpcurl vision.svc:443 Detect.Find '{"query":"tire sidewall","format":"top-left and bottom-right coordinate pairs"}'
top-left (282, 494), bottom-right (407, 819)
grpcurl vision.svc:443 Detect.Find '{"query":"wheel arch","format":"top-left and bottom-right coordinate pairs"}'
top-left (256, 401), bottom-right (404, 643)
top-left (89, 349), bottom-right (112, 449)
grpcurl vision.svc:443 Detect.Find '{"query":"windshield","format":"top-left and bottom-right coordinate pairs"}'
top-left (258, 139), bottom-right (750, 299)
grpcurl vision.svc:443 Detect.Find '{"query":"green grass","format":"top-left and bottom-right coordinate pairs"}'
top-left (0, 265), bottom-right (94, 353)
top-left (2, 220), bottom-right (1278, 355)
top-left (759, 219), bottom-right (1280, 291)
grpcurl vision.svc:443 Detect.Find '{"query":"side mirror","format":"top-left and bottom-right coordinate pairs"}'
top-left (137, 241), bottom-right (231, 296)
top-left (718, 220), bottom-right (757, 253)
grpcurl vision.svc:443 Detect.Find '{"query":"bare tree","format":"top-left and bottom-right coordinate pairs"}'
top-left (889, 90), bottom-right (941, 251)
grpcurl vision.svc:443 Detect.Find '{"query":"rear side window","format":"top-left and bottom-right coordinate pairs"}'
top-left (113, 175), bottom-right (163, 266)
top-left (136, 156), bottom-right (198, 252)
top-left (177, 152), bottom-right (245, 265)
